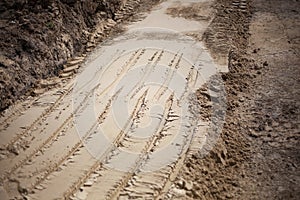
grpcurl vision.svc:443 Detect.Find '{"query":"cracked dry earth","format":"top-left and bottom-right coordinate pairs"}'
top-left (0, 0), bottom-right (299, 200)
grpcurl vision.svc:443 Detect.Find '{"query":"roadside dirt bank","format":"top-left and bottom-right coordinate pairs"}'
top-left (0, 0), bottom-right (160, 112)
top-left (167, 0), bottom-right (300, 199)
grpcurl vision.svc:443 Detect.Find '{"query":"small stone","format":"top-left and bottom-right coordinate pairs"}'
top-left (177, 180), bottom-right (184, 188)
top-left (184, 181), bottom-right (193, 191)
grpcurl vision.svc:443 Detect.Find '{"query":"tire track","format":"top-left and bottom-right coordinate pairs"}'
top-left (69, 92), bottom-right (176, 199)
top-left (3, 49), bottom-right (206, 200)
top-left (2, 87), bottom-right (120, 200)
top-left (72, 49), bottom-right (124, 95)
top-left (97, 49), bottom-right (146, 97)
top-left (0, 78), bottom-right (63, 128)
top-left (70, 81), bottom-right (179, 199)
top-left (69, 48), bottom-right (201, 199)
top-left (108, 69), bottom-right (204, 199)
top-left (0, 97), bottom-right (36, 128)
top-left (179, 66), bottom-right (201, 103)
top-left (128, 50), bottom-right (164, 100)
top-left (23, 50), bottom-right (149, 200)
top-left (0, 49), bottom-right (144, 188)
top-left (0, 50), bottom-right (148, 200)
top-left (106, 94), bottom-right (175, 199)
top-left (115, 0), bottom-right (142, 22)
top-left (0, 55), bottom-right (87, 151)
top-left (154, 53), bottom-right (183, 100)
top-left (0, 83), bottom-right (74, 150)
top-left (112, 108), bottom-right (184, 199)
top-left (0, 82), bottom-right (100, 184)
top-left (156, 96), bottom-right (208, 199)
top-left (27, 89), bottom-right (121, 192)
top-left (1, 1), bottom-right (218, 198)
top-left (27, 90), bottom-right (148, 200)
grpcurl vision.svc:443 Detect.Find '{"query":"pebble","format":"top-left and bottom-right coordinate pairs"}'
top-left (177, 180), bottom-right (184, 188)
top-left (184, 181), bottom-right (193, 191)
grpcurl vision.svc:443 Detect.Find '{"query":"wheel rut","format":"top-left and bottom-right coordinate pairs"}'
top-left (0, 0), bottom-right (221, 199)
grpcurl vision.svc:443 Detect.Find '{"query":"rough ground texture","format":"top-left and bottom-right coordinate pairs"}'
top-left (0, 0), bottom-right (299, 199)
top-left (0, 0), bottom-right (159, 112)
top-left (171, 0), bottom-right (300, 199)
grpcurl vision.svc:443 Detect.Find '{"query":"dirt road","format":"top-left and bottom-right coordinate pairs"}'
top-left (0, 0), bottom-right (299, 199)
top-left (0, 0), bottom-right (225, 199)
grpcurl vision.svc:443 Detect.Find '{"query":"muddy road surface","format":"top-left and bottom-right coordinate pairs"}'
top-left (1, 0), bottom-right (299, 199)
top-left (0, 0), bottom-right (225, 199)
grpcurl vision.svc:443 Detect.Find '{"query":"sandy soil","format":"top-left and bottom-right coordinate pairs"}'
top-left (0, 0), bottom-right (299, 199)
top-left (165, 0), bottom-right (300, 199)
